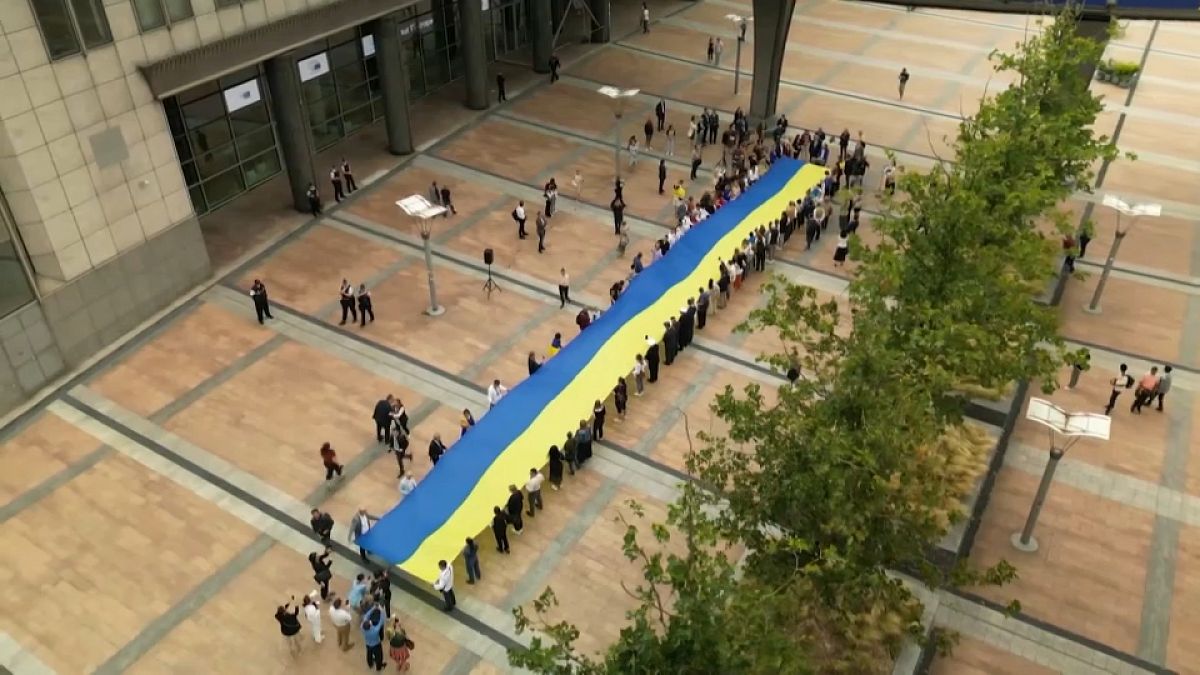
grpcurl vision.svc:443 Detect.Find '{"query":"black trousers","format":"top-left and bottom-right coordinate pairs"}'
top-left (613, 212), bottom-right (622, 234)
top-left (657, 115), bottom-right (665, 131)
top-left (340, 299), bottom-right (357, 323)
top-left (558, 285), bottom-right (569, 307)
top-left (648, 358), bottom-right (659, 382)
top-left (1155, 391), bottom-right (1166, 410)
top-left (498, 86), bottom-right (507, 101)
top-left (332, 180), bottom-right (345, 202)
top-left (308, 198), bottom-right (321, 216)
top-left (253, 298), bottom-right (272, 323)
top-left (658, 176), bottom-right (666, 194)
top-left (344, 174), bottom-right (357, 192)
top-left (538, 231), bottom-right (546, 252)
top-left (359, 304), bottom-right (374, 326)
top-left (1105, 390), bottom-right (1121, 414)
top-left (494, 526), bottom-right (510, 552)
top-left (441, 589), bottom-right (456, 610)
top-left (593, 416), bottom-right (605, 439)
top-left (517, 218), bottom-right (527, 237)
top-left (366, 643), bottom-right (383, 669)
top-left (508, 509), bottom-right (524, 532)
top-left (697, 306), bottom-right (707, 329)
top-left (324, 462), bottom-right (343, 480)
top-left (690, 159), bottom-right (701, 180)
top-left (375, 420), bottom-right (390, 443)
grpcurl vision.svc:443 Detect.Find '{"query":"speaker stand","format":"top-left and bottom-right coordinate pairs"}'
top-left (482, 265), bottom-right (502, 300)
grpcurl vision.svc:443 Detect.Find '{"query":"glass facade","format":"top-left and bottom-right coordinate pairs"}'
top-left (488, 0), bottom-right (529, 60)
top-left (31, 0), bottom-right (114, 60)
top-left (0, 205), bottom-right (36, 319)
top-left (165, 67), bottom-right (282, 216)
top-left (132, 0), bottom-right (195, 32)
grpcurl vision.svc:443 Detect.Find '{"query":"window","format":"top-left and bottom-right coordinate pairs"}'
top-left (132, 0), bottom-right (193, 31)
top-left (0, 215), bottom-right (37, 319)
top-left (30, 0), bottom-right (113, 60)
top-left (214, 0), bottom-right (241, 7)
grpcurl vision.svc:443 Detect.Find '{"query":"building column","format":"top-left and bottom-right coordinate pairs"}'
top-left (748, 0), bottom-right (796, 124)
top-left (531, 0), bottom-right (553, 73)
top-left (459, 0), bottom-right (488, 110)
top-left (373, 16), bottom-right (414, 155)
top-left (264, 52), bottom-right (316, 213)
top-left (551, 0), bottom-right (568, 33)
top-left (587, 0), bottom-right (610, 43)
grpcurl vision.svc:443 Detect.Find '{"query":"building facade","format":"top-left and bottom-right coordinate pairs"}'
top-left (0, 0), bottom-right (610, 416)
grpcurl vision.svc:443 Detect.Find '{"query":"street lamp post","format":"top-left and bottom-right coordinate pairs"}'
top-left (725, 14), bottom-right (752, 95)
top-left (597, 86), bottom-right (640, 183)
top-left (396, 195), bottom-right (447, 317)
top-left (1086, 194), bottom-right (1161, 314)
top-left (1010, 398), bottom-right (1110, 553)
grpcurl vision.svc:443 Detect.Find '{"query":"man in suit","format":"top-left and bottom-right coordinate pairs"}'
top-left (662, 320), bottom-right (678, 366)
top-left (645, 336), bottom-right (660, 383)
top-left (681, 300), bottom-right (697, 349)
top-left (348, 508), bottom-right (380, 563)
top-left (429, 433), bottom-right (447, 465)
top-left (373, 395), bottom-right (395, 445)
top-left (310, 508), bottom-right (334, 545)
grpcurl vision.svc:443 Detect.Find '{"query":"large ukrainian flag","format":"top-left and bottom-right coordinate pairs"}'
top-left (360, 158), bottom-right (823, 581)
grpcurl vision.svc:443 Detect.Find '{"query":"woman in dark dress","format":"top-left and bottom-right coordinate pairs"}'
top-left (613, 377), bottom-right (628, 419)
top-left (492, 506), bottom-right (510, 553)
top-left (275, 600), bottom-right (302, 654)
top-left (548, 445), bottom-right (564, 490)
top-left (592, 400), bottom-right (607, 440)
top-left (308, 549), bottom-right (333, 599)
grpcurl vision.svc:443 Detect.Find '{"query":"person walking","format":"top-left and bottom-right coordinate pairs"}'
top-left (433, 560), bottom-right (456, 611)
top-left (549, 54), bottom-right (561, 82)
top-left (361, 610), bottom-right (386, 671)
top-left (655, 98), bottom-right (666, 131)
top-left (310, 508), bottom-right (334, 544)
top-left (371, 569), bottom-right (392, 618)
top-left (513, 201), bottom-right (528, 239)
top-left (492, 506), bottom-right (511, 553)
top-left (339, 279), bottom-right (357, 325)
top-left (536, 210), bottom-right (548, 253)
top-left (357, 284), bottom-right (375, 326)
top-left (349, 508), bottom-right (379, 563)
top-left (249, 279), bottom-right (273, 323)
top-left (387, 616), bottom-right (413, 671)
top-left (714, 37), bottom-right (724, 67)
top-left (341, 158), bottom-right (357, 193)
top-left (572, 169), bottom-right (584, 201)
top-left (329, 597), bottom-right (355, 651)
top-left (373, 394), bottom-right (395, 446)
top-left (1132, 366), bottom-right (1160, 414)
top-left (548, 444), bottom-right (564, 490)
top-left (428, 433), bottom-right (447, 465)
top-left (592, 399), bottom-right (607, 439)
top-left (496, 72), bottom-right (507, 102)
top-left (319, 442), bottom-right (343, 480)
top-left (644, 118), bottom-right (654, 148)
top-left (463, 537), bottom-right (482, 584)
top-left (641, 2), bottom-right (650, 33)
top-left (633, 354), bottom-right (646, 396)
top-left (526, 467), bottom-right (545, 516)
top-left (309, 548), bottom-right (333, 599)
top-left (440, 184), bottom-right (457, 216)
top-left (330, 165), bottom-right (345, 203)
top-left (302, 594), bottom-right (323, 644)
top-left (506, 484), bottom-right (525, 534)
top-left (614, 376), bottom-right (628, 419)
top-left (276, 598), bottom-right (303, 654)
top-left (898, 67), bottom-right (910, 100)
top-left (665, 124), bottom-right (676, 155)
top-left (306, 183), bottom-right (322, 216)
top-left (611, 196), bottom-right (626, 235)
top-left (1155, 365), bottom-right (1173, 412)
top-left (487, 379), bottom-right (508, 408)
top-left (558, 268), bottom-right (570, 308)
top-left (658, 159), bottom-right (668, 195)
top-left (832, 231), bottom-right (849, 267)
top-left (707, 36), bottom-right (715, 63)
top-left (690, 145), bottom-right (702, 180)
top-left (1104, 363), bottom-right (1133, 415)
top-left (627, 136), bottom-right (640, 168)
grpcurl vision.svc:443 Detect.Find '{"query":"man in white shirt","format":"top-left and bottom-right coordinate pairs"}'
top-left (328, 597), bottom-right (355, 651)
top-left (513, 201), bottom-right (527, 239)
top-left (433, 559), bottom-right (456, 611)
top-left (399, 472), bottom-right (417, 498)
top-left (303, 593), bottom-right (323, 643)
top-left (525, 468), bottom-right (545, 516)
top-left (487, 379), bottom-right (508, 408)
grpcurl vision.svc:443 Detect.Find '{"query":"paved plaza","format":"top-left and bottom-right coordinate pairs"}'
top-left (2, 1), bottom-right (1200, 673)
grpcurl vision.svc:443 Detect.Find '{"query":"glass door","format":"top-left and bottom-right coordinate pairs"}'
top-left (491, 0), bottom-right (528, 58)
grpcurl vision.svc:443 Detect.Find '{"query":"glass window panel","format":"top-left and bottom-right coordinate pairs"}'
top-left (201, 166), bottom-right (246, 207)
top-left (310, 118), bottom-right (343, 150)
top-left (0, 231), bottom-right (35, 319)
top-left (181, 93), bottom-right (226, 129)
top-left (241, 150), bottom-right (281, 187)
top-left (189, 117), bottom-right (232, 155)
top-left (31, 0), bottom-right (81, 59)
top-left (165, 0), bottom-right (193, 23)
top-left (69, 0), bottom-right (112, 48)
top-left (367, 76), bottom-right (381, 98)
top-left (423, 48), bottom-right (452, 90)
top-left (165, 98), bottom-right (186, 137)
top-left (132, 0), bottom-right (166, 31)
top-left (219, 67), bottom-right (260, 89)
top-left (188, 184), bottom-right (208, 215)
top-left (234, 126), bottom-right (275, 159)
top-left (364, 56), bottom-right (378, 81)
top-left (229, 98), bottom-right (269, 132)
top-left (339, 81), bottom-right (372, 111)
top-left (333, 62), bottom-right (366, 91)
top-left (195, 143), bottom-right (238, 180)
top-left (181, 159), bottom-right (201, 186)
top-left (342, 103), bottom-right (374, 134)
top-left (301, 74), bottom-right (337, 103)
top-left (306, 94), bottom-right (341, 128)
top-left (329, 40), bottom-right (359, 69)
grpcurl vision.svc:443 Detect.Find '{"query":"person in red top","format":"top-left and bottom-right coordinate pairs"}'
top-left (320, 442), bottom-right (343, 480)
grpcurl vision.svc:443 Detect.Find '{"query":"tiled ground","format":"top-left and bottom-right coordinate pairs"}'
top-left (3, 2), bottom-right (1199, 674)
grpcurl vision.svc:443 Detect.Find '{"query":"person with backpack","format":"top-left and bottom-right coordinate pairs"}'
top-left (1104, 363), bottom-right (1133, 415)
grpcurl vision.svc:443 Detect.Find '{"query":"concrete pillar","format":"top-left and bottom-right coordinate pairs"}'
top-left (531, 0), bottom-right (553, 73)
top-left (459, 0), bottom-right (488, 109)
top-left (264, 52), bottom-right (316, 213)
top-left (551, 0), bottom-right (568, 34)
top-left (587, 0), bottom-right (610, 43)
top-left (373, 16), bottom-right (414, 155)
top-left (748, 0), bottom-right (796, 124)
